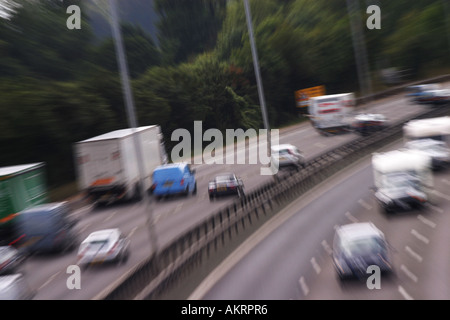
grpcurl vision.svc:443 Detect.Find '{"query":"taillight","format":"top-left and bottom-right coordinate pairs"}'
top-left (108, 242), bottom-right (118, 255)
top-left (151, 183), bottom-right (156, 191)
top-left (180, 179), bottom-right (184, 186)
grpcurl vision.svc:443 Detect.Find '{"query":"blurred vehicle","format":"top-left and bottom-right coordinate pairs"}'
top-left (405, 84), bottom-right (440, 103)
top-left (74, 125), bottom-right (168, 206)
top-left (333, 222), bottom-right (393, 280)
top-left (413, 89), bottom-right (450, 105)
top-left (77, 228), bottom-right (130, 268)
top-left (151, 163), bottom-right (197, 200)
top-left (403, 116), bottom-right (450, 146)
top-left (0, 274), bottom-right (35, 300)
top-left (351, 113), bottom-right (387, 136)
top-left (308, 93), bottom-right (355, 135)
top-left (0, 163), bottom-right (47, 242)
top-left (404, 139), bottom-right (450, 169)
top-left (372, 150), bottom-right (433, 214)
top-left (13, 202), bottom-right (78, 254)
top-left (270, 144), bottom-right (305, 172)
top-left (0, 246), bottom-right (25, 275)
top-left (208, 173), bottom-right (244, 200)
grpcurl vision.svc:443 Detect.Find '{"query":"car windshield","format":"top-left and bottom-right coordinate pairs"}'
top-left (215, 175), bottom-right (234, 183)
top-left (278, 149), bottom-right (290, 155)
top-left (382, 173), bottom-right (419, 190)
top-left (343, 237), bottom-right (386, 256)
top-left (80, 239), bottom-right (109, 252)
top-left (0, 247), bottom-right (15, 263)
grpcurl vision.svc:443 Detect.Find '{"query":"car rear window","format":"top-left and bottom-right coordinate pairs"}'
top-left (153, 167), bottom-right (183, 179)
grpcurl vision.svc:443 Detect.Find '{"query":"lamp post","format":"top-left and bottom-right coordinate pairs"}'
top-left (243, 0), bottom-right (271, 156)
top-left (346, 0), bottom-right (373, 109)
top-left (108, 0), bottom-right (159, 255)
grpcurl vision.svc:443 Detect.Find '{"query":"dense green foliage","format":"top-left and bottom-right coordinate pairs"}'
top-left (0, 0), bottom-right (449, 186)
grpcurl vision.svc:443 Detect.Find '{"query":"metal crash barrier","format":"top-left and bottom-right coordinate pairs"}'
top-left (95, 80), bottom-right (450, 300)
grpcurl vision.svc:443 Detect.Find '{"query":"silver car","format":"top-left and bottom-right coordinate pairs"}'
top-left (333, 222), bottom-right (393, 280)
top-left (271, 144), bottom-right (305, 171)
top-left (77, 228), bottom-right (130, 268)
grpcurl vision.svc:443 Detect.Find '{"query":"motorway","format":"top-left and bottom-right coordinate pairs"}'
top-left (192, 139), bottom-right (450, 300)
top-left (20, 84), bottom-right (449, 299)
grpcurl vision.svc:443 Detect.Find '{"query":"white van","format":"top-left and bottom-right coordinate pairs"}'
top-left (308, 93), bottom-right (355, 135)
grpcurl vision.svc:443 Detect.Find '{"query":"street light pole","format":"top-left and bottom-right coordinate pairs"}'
top-left (243, 0), bottom-right (271, 156)
top-left (108, 0), bottom-right (159, 255)
top-left (346, 0), bottom-right (373, 109)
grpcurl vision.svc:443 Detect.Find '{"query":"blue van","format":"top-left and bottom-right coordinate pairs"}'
top-left (13, 202), bottom-right (78, 254)
top-left (151, 164), bottom-right (197, 199)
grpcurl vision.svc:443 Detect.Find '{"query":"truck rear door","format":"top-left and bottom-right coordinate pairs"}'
top-left (77, 140), bottom-right (124, 189)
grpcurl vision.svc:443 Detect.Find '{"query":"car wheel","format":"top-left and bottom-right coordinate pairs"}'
top-left (192, 182), bottom-right (197, 195)
top-left (209, 194), bottom-right (214, 201)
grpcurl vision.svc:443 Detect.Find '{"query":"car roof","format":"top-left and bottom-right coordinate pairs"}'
top-left (215, 173), bottom-right (235, 179)
top-left (154, 163), bottom-right (188, 170)
top-left (271, 144), bottom-right (296, 151)
top-left (336, 223), bottom-right (384, 242)
top-left (19, 202), bottom-right (67, 214)
top-left (406, 139), bottom-right (445, 148)
top-left (82, 229), bottom-right (120, 243)
top-left (354, 113), bottom-right (386, 121)
top-left (0, 274), bottom-right (23, 291)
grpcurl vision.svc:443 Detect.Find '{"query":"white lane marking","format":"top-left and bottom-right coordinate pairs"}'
top-left (79, 223), bottom-right (91, 234)
top-left (314, 142), bottom-right (326, 148)
top-left (345, 211), bottom-right (359, 223)
top-left (173, 203), bottom-right (184, 214)
top-left (38, 271), bottom-right (61, 290)
top-left (432, 190), bottom-right (450, 202)
top-left (299, 277), bottom-right (309, 296)
top-left (424, 202), bottom-right (444, 214)
top-left (410, 229), bottom-right (430, 244)
top-left (400, 264), bottom-right (419, 283)
top-left (104, 211), bottom-right (117, 222)
top-left (128, 226), bottom-right (139, 238)
top-left (398, 286), bottom-right (414, 300)
top-left (358, 199), bottom-right (372, 210)
top-left (72, 204), bottom-right (93, 217)
top-left (417, 215), bottom-right (436, 228)
top-left (321, 240), bottom-right (333, 255)
top-left (405, 246), bottom-right (423, 263)
top-left (310, 257), bottom-right (321, 274)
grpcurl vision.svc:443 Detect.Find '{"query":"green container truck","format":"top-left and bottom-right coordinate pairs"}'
top-left (0, 163), bottom-right (47, 241)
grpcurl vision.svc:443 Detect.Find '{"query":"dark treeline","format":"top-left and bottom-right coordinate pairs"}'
top-left (0, 0), bottom-right (449, 186)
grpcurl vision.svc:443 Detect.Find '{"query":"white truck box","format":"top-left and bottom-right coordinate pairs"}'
top-left (372, 149), bottom-right (434, 211)
top-left (308, 93), bottom-right (355, 134)
top-left (74, 126), bottom-right (167, 204)
top-left (403, 116), bottom-right (450, 146)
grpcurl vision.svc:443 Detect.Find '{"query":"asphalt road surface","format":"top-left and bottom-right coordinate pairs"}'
top-left (19, 84), bottom-right (450, 299)
top-left (193, 140), bottom-right (450, 300)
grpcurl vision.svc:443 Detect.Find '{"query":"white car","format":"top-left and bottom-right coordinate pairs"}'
top-left (271, 144), bottom-right (305, 171)
top-left (404, 139), bottom-right (450, 169)
top-left (77, 228), bottom-right (130, 268)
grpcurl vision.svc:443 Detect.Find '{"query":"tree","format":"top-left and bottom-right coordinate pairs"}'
top-left (154, 0), bottom-right (227, 65)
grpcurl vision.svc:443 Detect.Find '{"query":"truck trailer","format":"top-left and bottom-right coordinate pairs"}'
top-left (0, 163), bottom-right (47, 241)
top-left (308, 93), bottom-right (355, 135)
top-left (372, 150), bottom-right (433, 214)
top-left (74, 126), bottom-right (168, 205)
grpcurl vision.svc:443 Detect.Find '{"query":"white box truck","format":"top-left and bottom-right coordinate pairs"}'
top-left (74, 126), bottom-right (167, 205)
top-left (308, 93), bottom-right (355, 135)
top-left (372, 149), bottom-right (433, 214)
